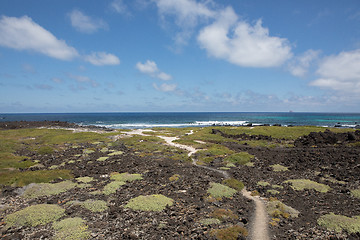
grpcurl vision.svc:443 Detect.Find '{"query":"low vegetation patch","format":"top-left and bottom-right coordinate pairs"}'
top-left (76, 176), bottom-right (94, 183)
top-left (0, 169), bottom-right (73, 187)
top-left (22, 180), bottom-right (77, 198)
top-left (96, 156), bottom-right (109, 162)
top-left (284, 179), bottom-right (331, 193)
top-left (222, 178), bottom-right (244, 191)
top-left (199, 218), bottom-right (221, 225)
top-left (207, 182), bottom-right (237, 199)
top-left (110, 172), bottom-right (143, 182)
top-left (53, 217), bottom-right (91, 240)
top-left (5, 204), bottom-right (65, 227)
top-left (257, 181), bottom-right (270, 187)
top-left (317, 213), bottom-right (360, 234)
top-left (270, 164), bottom-right (289, 172)
top-left (67, 200), bottom-right (108, 212)
top-left (211, 225), bottom-right (248, 240)
top-left (169, 174), bottom-right (180, 182)
top-left (125, 194), bottom-right (174, 211)
top-left (103, 181), bottom-right (126, 195)
top-left (350, 188), bottom-right (360, 199)
top-left (266, 200), bottom-right (299, 219)
top-left (210, 208), bottom-right (238, 221)
top-left (223, 152), bottom-right (254, 165)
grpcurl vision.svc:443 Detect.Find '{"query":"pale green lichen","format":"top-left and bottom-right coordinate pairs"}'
top-left (317, 213), bottom-right (360, 233)
top-left (284, 179), bottom-right (331, 193)
top-left (67, 200), bottom-right (108, 212)
top-left (22, 181), bottom-right (77, 198)
top-left (75, 177), bottom-right (94, 183)
top-left (350, 188), bottom-right (360, 199)
top-left (207, 182), bottom-right (237, 199)
top-left (267, 189), bottom-right (280, 195)
top-left (110, 172), bottom-right (143, 182)
top-left (270, 164), bottom-right (289, 172)
top-left (83, 149), bottom-right (95, 154)
top-left (5, 204), bottom-right (65, 227)
top-left (53, 217), bottom-right (91, 240)
top-left (108, 151), bottom-right (124, 156)
top-left (199, 218), bottom-right (221, 225)
top-left (103, 181), bottom-right (126, 195)
top-left (257, 181), bottom-right (270, 187)
top-left (125, 194), bottom-right (174, 211)
top-left (96, 157), bottom-right (109, 162)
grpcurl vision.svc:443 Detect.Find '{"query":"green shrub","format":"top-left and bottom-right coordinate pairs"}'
top-left (224, 152), bottom-right (254, 165)
top-left (96, 157), bottom-right (109, 162)
top-left (222, 178), bottom-right (244, 191)
top-left (5, 204), bottom-right (65, 227)
top-left (207, 182), bottom-right (237, 199)
top-left (211, 225), bottom-right (248, 240)
top-left (23, 180), bottom-right (77, 198)
top-left (284, 179), bottom-right (331, 193)
top-left (125, 194), bottom-right (174, 211)
top-left (317, 213), bottom-right (360, 233)
top-left (210, 208), bottom-right (238, 221)
top-left (53, 217), bottom-right (91, 240)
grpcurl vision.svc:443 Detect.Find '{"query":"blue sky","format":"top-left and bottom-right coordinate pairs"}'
top-left (1, 0), bottom-right (360, 113)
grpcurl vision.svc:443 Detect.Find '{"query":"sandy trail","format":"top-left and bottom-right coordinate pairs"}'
top-left (125, 129), bottom-right (270, 240)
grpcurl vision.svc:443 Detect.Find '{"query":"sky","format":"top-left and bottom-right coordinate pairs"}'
top-left (0, 0), bottom-right (360, 113)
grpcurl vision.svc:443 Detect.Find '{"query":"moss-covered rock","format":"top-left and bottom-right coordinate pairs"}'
top-left (53, 217), bottom-right (91, 240)
top-left (199, 218), bottom-right (221, 225)
top-left (266, 200), bottom-right (299, 219)
top-left (125, 194), bottom-right (174, 211)
top-left (207, 182), bottom-right (237, 199)
top-left (350, 188), bottom-right (360, 199)
top-left (211, 225), bottom-right (248, 240)
top-left (5, 204), bottom-right (65, 227)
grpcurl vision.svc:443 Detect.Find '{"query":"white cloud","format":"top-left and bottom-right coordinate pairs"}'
top-left (68, 10), bottom-right (108, 34)
top-left (69, 74), bottom-right (98, 87)
top-left (154, 0), bottom-right (215, 27)
top-left (153, 82), bottom-right (177, 92)
top-left (136, 60), bottom-right (172, 80)
top-left (110, 0), bottom-right (130, 16)
top-left (153, 0), bottom-right (215, 47)
top-left (288, 49), bottom-right (320, 77)
top-left (310, 49), bottom-right (360, 93)
top-left (52, 77), bottom-right (63, 83)
top-left (84, 52), bottom-right (120, 66)
top-left (0, 15), bottom-right (79, 60)
top-left (197, 7), bottom-right (292, 67)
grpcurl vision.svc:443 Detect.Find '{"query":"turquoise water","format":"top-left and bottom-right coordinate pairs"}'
top-left (1, 112), bottom-right (359, 129)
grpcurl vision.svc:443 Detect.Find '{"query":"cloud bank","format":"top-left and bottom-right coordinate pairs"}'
top-left (311, 49), bottom-right (360, 93)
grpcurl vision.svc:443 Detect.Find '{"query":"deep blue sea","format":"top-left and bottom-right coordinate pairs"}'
top-left (1, 112), bottom-right (360, 129)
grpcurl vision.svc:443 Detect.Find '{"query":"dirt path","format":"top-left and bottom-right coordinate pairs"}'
top-left (126, 129), bottom-right (270, 240)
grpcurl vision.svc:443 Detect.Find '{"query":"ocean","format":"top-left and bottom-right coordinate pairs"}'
top-left (1, 112), bottom-right (360, 129)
